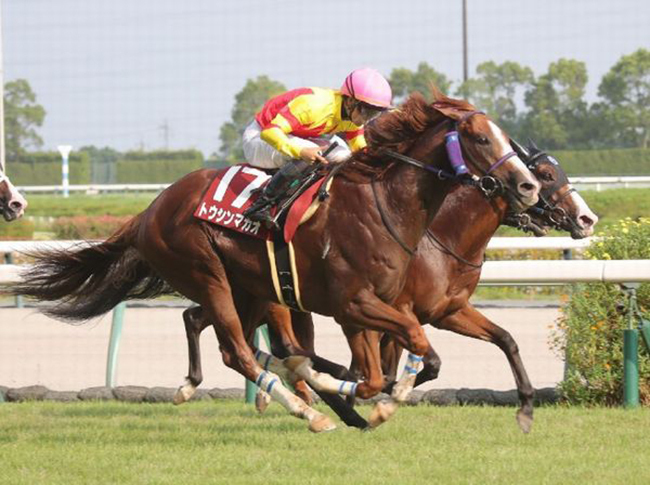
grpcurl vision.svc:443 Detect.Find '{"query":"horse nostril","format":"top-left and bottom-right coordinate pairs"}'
top-left (519, 182), bottom-right (536, 194)
top-left (580, 215), bottom-right (594, 228)
top-left (9, 200), bottom-right (24, 211)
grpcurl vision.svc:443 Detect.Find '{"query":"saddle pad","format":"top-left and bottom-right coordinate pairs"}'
top-left (283, 177), bottom-right (328, 243)
top-left (194, 164), bottom-right (272, 239)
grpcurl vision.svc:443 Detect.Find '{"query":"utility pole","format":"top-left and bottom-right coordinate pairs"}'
top-left (462, 0), bottom-right (469, 82)
top-left (159, 119), bottom-right (170, 149)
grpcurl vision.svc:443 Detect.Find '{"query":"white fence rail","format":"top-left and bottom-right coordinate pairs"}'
top-left (2, 239), bottom-right (648, 286)
top-left (15, 176), bottom-right (650, 195)
top-left (0, 237), bottom-right (594, 256)
top-left (2, 260), bottom-right (650, 285)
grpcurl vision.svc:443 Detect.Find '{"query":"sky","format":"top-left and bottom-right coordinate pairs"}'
top-left (3, 0), bottom-right (649, 157)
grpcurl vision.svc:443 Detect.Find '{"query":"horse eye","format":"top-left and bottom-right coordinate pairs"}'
top-left (476, 136), bottom-right (490, 145)
top-left (541, 171), bottom-right (554, 181)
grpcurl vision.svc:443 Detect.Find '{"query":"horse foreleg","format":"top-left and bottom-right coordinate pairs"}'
top-left (174, 306), bottom-right (211, 405)
top-left (438, 304), bottom-right (535, 434)
top-left (200, 277), bottom-right (335, 433)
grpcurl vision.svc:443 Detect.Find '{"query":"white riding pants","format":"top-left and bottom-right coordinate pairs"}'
top-left (242, 120), bottom-right (351, 169)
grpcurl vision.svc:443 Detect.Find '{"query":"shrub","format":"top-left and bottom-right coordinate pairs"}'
top-left (554, 147), bottom-right (650, 176)
top-left (0, 219), bottom-right (35, 240)
top-left (51, 215), bottom-right (133, 239)
top-left (9, 151), bottom-right (91, 185)
top-left (115, 149), bottom-right (204, 183)
top-left (551, 217), bottom-right (650, 405)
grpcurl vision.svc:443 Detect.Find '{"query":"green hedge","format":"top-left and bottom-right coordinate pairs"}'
top-left (7, 152), bottom-right (91, 185)
top-left (552, 217), bottom-right (650, 405)
top-left (553, 147), bottom-right (650, 176)
top-left (115, 149), bottom-right (204, 183)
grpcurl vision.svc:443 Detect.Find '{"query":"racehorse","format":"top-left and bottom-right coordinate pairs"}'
top-left (352, 139), bottom-right (598, 432)
top-left (173, 139), bottom-right (597, 433)
top-left (8, 91), bottom-right (540, 432)
top-left (0, 165), bottom-right (27, 221)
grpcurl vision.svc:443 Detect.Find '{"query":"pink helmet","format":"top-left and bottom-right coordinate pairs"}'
top-left (341, 68), bottom-right (392, 109)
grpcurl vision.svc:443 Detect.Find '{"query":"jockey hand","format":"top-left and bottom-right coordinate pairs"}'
top-left (299, 146), bottom-right (328, 164)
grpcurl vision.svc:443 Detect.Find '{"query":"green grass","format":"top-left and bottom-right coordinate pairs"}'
top-left (1, 401), bottom-right (649, 484)
top-left (24, 193), bottom-right (157, 218)
top-left (19, 187), bottom-right (649, 230)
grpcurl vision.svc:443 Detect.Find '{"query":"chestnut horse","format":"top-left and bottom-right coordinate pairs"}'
top-left (0, 165), bottom-right (28, 221)
top-left (174, 140), bottom-right (597, 432)
top-left (9, 92), bottom-right (539, 432)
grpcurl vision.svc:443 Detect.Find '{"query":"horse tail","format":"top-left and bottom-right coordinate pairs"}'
top-left (10, 214), bottom-right (173, 322)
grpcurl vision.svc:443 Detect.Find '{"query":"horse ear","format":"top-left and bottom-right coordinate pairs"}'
top-left (510, 139), bottom-right (530, 159)
top-left (527, 138), bottom-right (540, 152)
top-left (432, 104), bottom-right (462, 121)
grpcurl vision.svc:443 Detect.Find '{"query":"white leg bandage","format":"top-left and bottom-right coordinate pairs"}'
top-left (255, 370), bottom-right (335, 432)
top-left (284, 356), bottom-right (359, 397)
top-left (391, 353), bottom-right (423, 402)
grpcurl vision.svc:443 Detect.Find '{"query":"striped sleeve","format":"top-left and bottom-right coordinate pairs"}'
top-left (345, 128), bottom-right (367, 152)
top-left (260, 108), bottom-right (304, 159)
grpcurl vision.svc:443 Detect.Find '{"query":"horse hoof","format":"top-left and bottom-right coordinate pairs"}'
top-left (173, 385), bottom-right (196, 405)
top-left (309, 414), bottom-right (337, 433)
top-left (516, 409), bottom-right (533, 434)
top-left (369, 400), bottom-right (398, 428)
top-left (255, 391), bottom-right (272, 414)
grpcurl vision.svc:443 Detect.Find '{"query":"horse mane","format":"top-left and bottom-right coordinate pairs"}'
top-left (341, 88), bottom-right (477, 180)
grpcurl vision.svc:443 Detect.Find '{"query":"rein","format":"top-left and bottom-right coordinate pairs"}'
top-left (425, 229), bottom-right (483, 269)
top-left (370, 179), bottom-right (416, 256)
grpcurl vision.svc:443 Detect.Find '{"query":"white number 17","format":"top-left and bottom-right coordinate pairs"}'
top-left (213, 166), bottom-right (271, 209)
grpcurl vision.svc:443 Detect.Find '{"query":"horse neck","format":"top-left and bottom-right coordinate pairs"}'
top-left (428, 185), bottom-right (508, 260)
top-left (380, 160), bottom-right (451, 250)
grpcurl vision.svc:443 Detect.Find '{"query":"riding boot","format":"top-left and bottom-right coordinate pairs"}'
top-left (243, 159), bottom-right (311, 228)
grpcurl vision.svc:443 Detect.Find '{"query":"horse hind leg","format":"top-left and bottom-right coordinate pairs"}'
top-left (174, 306), bottom-right (211, 405)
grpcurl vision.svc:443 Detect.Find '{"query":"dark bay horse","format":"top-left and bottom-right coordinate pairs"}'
top-left (8, 92), bottom-right (539, 432)
top-left (174, 140), bottom-right (597, 432)
top-left (0, 166), bottom-right (27, 221)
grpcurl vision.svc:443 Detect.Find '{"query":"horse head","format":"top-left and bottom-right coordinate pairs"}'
top-left (429, 97), bottom-right (540, 211)
top-left (0, 167), bottom-right (28, 221)
top-left (511, 140), bottom-right (598, 239)
top-left (364, 92), bottom-right (540, 213)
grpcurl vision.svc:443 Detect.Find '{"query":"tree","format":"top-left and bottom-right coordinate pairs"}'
top-left (456, 61), bottom-right (534, 138)
top-left (4, 79), bottom-right (46, 161)
top-left (389, 62), bottom-right (452, 103)
top-left (597, 48), bottom-right (650, 148)
top-left (217, 75), bottom-right (286, 163)
top-left (522, 59), bottom-right (589, 149)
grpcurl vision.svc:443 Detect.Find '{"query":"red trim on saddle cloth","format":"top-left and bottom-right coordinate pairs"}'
top-left (283, 177), bottom-right (327, 243)
top-left (193, 165), bottom-right (273, 240)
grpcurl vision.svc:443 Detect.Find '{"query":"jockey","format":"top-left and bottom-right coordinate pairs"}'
top-left (242, 67), bottom-right (392, 226)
